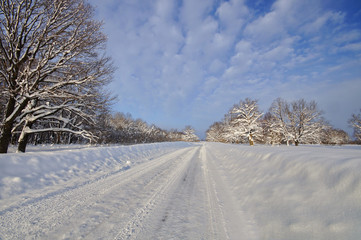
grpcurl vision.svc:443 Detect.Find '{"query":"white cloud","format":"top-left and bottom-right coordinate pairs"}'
top-left (208, 59), bottom-right (226, 74)
top-left (244, 11), bottom-right (284, 42)
top-left (301, 11), bottom-right (345, 34)
top-left (179, 0), bottom-right (214, 30)
top-left (339, 42), bottom-right (361, 51)
top-left (216, 0), bottom-right (249, 32)
top-left (334, 29), bottom-right (361, 44)
top-left (262, 37), bottom-right (294, 61)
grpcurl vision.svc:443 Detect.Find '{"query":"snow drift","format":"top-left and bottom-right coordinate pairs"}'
top-left (205, 143), bottom-right (361, 240)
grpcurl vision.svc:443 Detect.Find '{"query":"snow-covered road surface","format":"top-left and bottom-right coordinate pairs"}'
top-left (1, 142), bottom-right (361, 239)
top-left (0, 143), bottom-right (252, 239)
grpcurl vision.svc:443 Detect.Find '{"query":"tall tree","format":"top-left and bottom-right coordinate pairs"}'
top-left (0, 0), bottom-right (112, 153)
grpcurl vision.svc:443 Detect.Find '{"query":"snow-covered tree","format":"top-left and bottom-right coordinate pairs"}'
top-left (269, 98), bottom-right (293, 145)
top-left (0, 0), bottom-right (113, 153)
top-left (321, 128), bottom-right (350, 145)
top-left (206, 121), bottom-right (227, 142)
top-left (14, 96), bottom-right (103, 152)
top-left (166, 129), bottom-right (183, 142)
top-left (205, 98), bottom-right (263, 145)
top-left (102, 112), bottom-right (183, 144)
top-left (349, 109), bottom-right (361, 141)
top-left (270, 98), bottom-right (325, 146)
top-left (260, 112), bottom-right (283, 145)
top-left (228, 98), bottom-right (263, 145)
top-left (288, 99), bottom-right (326, 145)
top-left (182, 126), bottom-right (199, 142)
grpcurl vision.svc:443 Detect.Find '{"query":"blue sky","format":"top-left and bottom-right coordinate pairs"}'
top-left (89, 0), bottom-right (361, 138)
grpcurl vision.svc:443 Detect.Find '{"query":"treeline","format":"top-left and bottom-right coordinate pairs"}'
top-left (96, 113), bottom-right (199, 144)
top-left (206, 98), bottom-right (358, 146)
top-left (6, 111), bottom-right (199, 147)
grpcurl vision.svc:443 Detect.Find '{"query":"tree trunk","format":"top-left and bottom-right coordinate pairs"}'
top-left (56, 132), bottom-right (61, 144)
top-left (17, 121), bottom-right (34, 153)
top-left (17, 132), bottom-right (30, 153)
top-left (248, 133), bottom-right (254, 146)
top-left (295, 140), bottom-right (299, 146)
top-left (0, 122), bottom-right (13, 153)
top-left (0, 97), bottom-right (16, 153)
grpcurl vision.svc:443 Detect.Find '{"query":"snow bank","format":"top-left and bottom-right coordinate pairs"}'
top-left (0, 142), bottom-right (192, 200)
top-left (206, 143), bottom-right (361, 240)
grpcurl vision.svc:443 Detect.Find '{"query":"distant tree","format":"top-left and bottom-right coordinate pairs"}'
top-left (270, 98), bottom-right (326, 146)
top-left (0, 0), bottom-right (113, 153)
top-left (101, 112), bottom-right (185, 144)
top-left (167, 129), bottom-right (184, 142)
top-left (91, 92), bottom-right (116, 144)
top-left (269, 98), bottom-right (293, 145)
top-left (220, 112), bottom-right (239, 143)
top-left (260, 112), bottom-right (283, 145)
top-left (147, 125), bottom-right (167, 142)
top-left (206, 121), bottom-right (226, 142)
top-left (349, 109), bottom-right (361, 141)
top-left (205, 97), bottom-right (337, 146)
top-left (228, 98), bottom-right (263, 145)
top-left (321, 128), bottom-right (350, 145)
top-left (182, 126), bottom-right (199, 142)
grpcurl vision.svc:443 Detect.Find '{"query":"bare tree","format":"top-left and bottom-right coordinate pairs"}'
top-left (0, 0), bottom-right (113, 153)
top-left (270, 98), bottom-right (325, 146)
top-left (349, 109), bottom-right (361, 141)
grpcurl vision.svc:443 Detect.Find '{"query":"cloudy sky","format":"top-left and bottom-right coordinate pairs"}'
top-left (89, 0), bottom-right (361, 138)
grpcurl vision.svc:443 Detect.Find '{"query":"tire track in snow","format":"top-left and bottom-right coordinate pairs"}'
top-left (56, 146), bottom-right (199, 239)
top-left (204, 144), bottom-right (260, 240)
top-left (113, 146), bottom-right (201, 240)
top-left (200, 144), bottom-right (229, 239)
top-left (136, 145), bottom-right (210, 239)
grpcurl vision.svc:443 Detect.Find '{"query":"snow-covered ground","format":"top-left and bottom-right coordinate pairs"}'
top-left (0, 142), bottom-right (360, 239)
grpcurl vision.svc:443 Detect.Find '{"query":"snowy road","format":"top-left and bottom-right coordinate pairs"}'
top-left (1, 142), bottom-right (361, 239)
top-left (0, 144), bottom-right (255, 239)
